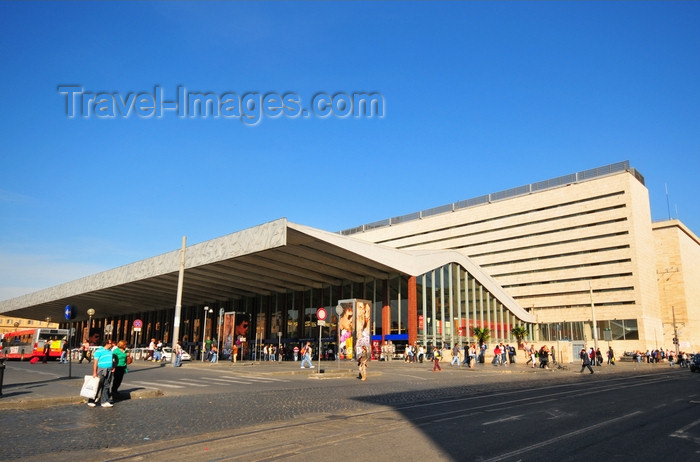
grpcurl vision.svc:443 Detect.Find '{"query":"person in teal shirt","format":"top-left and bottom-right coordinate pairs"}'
top-left (88, 339), bottom-right (115, 407)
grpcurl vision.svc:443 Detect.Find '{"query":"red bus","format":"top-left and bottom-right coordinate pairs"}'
top-left (0, 328), bottom-right (69, 360)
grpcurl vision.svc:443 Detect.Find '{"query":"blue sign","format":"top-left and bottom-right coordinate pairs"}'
top-left (64, 305), bottom-right (72, 320)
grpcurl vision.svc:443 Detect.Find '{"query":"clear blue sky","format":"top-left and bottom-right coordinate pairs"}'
top-left (1, 1), bottom-right (698, 301)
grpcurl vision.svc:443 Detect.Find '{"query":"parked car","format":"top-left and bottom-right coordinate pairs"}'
top-left (690, 354), bottom-right (700, 373)
top-left (161, 346), bottom-right (191, 362)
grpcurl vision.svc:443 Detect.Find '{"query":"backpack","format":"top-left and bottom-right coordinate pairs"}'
top-left (300, 346), bottom-right (307, 356)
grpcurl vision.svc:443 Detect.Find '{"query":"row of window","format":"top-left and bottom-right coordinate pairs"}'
top-left (379, 191), bottom-right (626, 246)
top-left (538, 319), bottom-right (639, 342)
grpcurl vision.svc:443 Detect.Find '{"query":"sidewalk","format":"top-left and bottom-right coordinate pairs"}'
top-left (0, 356), bottom-right (670, 410)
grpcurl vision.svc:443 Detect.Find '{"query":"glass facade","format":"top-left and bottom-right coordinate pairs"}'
top-left (537, 319), bottom-right (639, 342)
top-left (417, 263), bottom-right (529, 348)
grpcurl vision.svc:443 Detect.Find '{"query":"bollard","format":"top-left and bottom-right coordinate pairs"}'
top-left (0, 358), bottom-right (5, 398)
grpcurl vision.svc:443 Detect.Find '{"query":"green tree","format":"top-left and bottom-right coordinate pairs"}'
top-left (510, 326), bottom-right (528, 347)
top-left (472, 327), bottom-right (491, 346)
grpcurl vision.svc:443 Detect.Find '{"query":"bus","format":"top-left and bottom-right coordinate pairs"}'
top-left (0, 328), bottom-right (69, 360)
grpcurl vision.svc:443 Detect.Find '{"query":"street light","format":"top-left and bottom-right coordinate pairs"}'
top-left (217, 308), bottom-right (224, 363)
top-left (201, 306), bottom-right (212, 362)
top-left (87, 308), bottom-right (95, 338)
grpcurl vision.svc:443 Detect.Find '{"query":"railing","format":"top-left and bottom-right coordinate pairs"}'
top-left (339, 161), bottom-right (642, 236)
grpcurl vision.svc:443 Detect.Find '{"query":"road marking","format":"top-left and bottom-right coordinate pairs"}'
top-left (482, 415), bottom-right (524, 426)
top-left (670, 417), bottom-right (700, 441)
top-left (204, 377), bottom-right (253, 384)
top-left (236, 376), bottom-right (288, 382)
top-left (130, 381), bottom-right (185, 389)
top-left (171, 379), bottom-right (209, 387)
top-left (482, 411), bottom-right (642, 462)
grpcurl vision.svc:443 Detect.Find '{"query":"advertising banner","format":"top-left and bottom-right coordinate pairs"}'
top-left (337, 299), bottom-right (372, 360)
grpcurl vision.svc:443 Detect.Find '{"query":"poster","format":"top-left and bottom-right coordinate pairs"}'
top-left (337, 299), bottom-right (372, 361)
top-left (222, 312), bottom-right (235, 360)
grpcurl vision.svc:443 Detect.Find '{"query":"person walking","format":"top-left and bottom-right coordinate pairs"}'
top-left (432, 346), bottom-right (442, 372)
top-left (580, 348), bottom-right (594, 374)
top-left (607, 346), bottom-right (615, 365)
top-left (88, 339), bottom-right (115, 407)
top-left (173, 341), bottom-right (184, 367)
top-left (300, 342), bottom-right (314, 369)
top-left (539, 345), bottom-right (550, 369)
top-left (111, 340), bottom-right (129, 399)
top-left (42, 339), bottom-right (51, 363)
top-left (358, 345), bottom-right (369, 381)
top-left (144, 338), bottom-right (155, 361)
top-left (60, 340), bottom-right (69, 364)
top-left (451, 343), bottom-right (461, 366)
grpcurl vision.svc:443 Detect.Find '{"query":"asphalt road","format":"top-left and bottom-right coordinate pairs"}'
top-left (1, 360), bottom-right (699, 461)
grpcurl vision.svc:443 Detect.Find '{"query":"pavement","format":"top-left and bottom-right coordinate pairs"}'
top-left (0, 356), bottom-right (676, 410)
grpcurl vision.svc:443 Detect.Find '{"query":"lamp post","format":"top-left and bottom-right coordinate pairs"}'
top-left (217, 308), bottom-right (224, 362)
top-left (87, 308), bottom-right (95, 342)
top-left (201, 306), bottom-right (212, 362)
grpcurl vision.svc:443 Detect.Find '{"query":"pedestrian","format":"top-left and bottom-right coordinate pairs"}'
top-left (88, 339), bottom-right (115, 407)
top-left (451, 343), bottom-right (461, 366)
top-left (232, 343), bottom-right (239, 363)
top-left (358, 345), bottom-right (369, 381)
top-left (596, 348), bottom-right (603, 366)
top-left (432, 346), bottom-right (442, 372)
top-left (210, 345), bottom-right (218, 363)
top-left (300, 342), bottom-right (314, 369)
top-left (607, 346), bottom-right (615, 365)
top-left (111, 340), bottom-right (129, 399)
top-left (42, 339), bottom-right (51, 363)
top-left (79, 339), bottom-right (90, 364)
top-left (539, 345), bottom-right (550, 369)
top-left (580, 348), bottom-right (594, 374)
top-left (173, 341), bottom-right (184, 367)
top-left (60, 339), bottom-right (69, 364)
top-left (154, 340), bottom-right (164, 362)
top-left (144, 338), bottom-right (155, 361)
top-left (204, 336), bottom-right (213, 361)
top-left (469, 343), bottom-right (477, 369)
top-left (550, 345), bottom-right (556, 365)
top-left (492, 344), bottom-right (502, 366)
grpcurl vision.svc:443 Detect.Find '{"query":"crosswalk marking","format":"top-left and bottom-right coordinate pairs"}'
top-left (204, 377), bottom-right (254, 384)
top-left (171, 379), bottom-right (209, 387)
top-left (130, 381), bottom-right (184, 389)
top-left (128, 374), bottom-right (289, 390)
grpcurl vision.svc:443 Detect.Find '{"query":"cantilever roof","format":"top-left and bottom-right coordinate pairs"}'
top-left (0, 219), bottom-right (534, 323)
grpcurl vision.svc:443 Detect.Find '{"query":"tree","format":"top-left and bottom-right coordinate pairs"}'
top-left (472, 327), bottom-right (491, 347)
top-left (510, 326), bottom-right (528, 348)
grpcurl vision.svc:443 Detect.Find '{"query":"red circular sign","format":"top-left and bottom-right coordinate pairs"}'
top-left (316, 308), bottom-right (327, 321)
top-left (133, 319), bottom-right (143, 328)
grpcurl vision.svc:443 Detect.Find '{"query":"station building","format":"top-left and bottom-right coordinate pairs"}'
top-left (1, 161), bottom-right (697, 359)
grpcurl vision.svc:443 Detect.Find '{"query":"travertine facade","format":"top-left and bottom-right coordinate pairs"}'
top-left (653, 220), bottom-right (700, 354)
top-left (349, 167), bottom-right (698, 354)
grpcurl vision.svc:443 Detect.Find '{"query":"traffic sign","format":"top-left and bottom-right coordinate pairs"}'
top-left (64, 305), bottom-right (72, 321)
top-left (133, 319), bottom-right (143, 328)
top-left (316, 308), bottom-right (327, 321)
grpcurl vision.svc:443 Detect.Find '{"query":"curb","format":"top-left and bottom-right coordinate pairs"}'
top-left (0, 388), bottom-right (163, 410)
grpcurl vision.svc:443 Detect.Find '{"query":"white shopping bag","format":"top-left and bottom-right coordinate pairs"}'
top-left (80, 375), bottom-right (100, 399)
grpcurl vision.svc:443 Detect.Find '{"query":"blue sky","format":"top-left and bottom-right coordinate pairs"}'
top-left (1, 1), bottom-right (698, 301)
